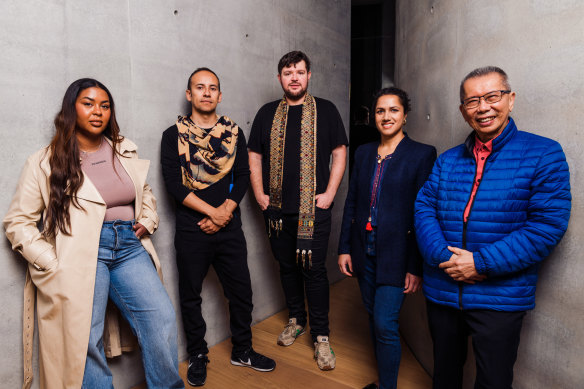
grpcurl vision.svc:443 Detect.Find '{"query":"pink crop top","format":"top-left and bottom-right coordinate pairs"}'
top-left (80, 138), bottom-right (136, 221)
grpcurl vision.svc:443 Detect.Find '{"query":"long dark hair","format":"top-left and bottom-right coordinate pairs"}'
top-left (44, 78), bottom-right (124, 237)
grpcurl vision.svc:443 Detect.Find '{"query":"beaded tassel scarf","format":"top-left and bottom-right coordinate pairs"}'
top-left (176, 115), bottom-right (238, 191)
top-left (268, 93), bottom-right (317, 268)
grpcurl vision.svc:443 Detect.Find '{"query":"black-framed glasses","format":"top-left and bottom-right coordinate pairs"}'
top-left (461, 90), bottom-right (511, 109)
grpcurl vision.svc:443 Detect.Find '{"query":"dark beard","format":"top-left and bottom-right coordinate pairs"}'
top-left (284, 87), bottom-right (307, 101)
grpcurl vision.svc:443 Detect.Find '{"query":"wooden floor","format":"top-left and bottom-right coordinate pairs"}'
top-left (135, 278), bottom-right (431, 388)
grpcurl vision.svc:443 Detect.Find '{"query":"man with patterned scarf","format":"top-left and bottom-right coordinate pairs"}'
top-left (161, 68), bottom-right (275, 387)
top-left (248, 51), bottom-right (348, 370)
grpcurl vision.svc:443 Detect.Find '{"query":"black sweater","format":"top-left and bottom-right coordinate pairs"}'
top-left (160, 124), bottom-right (250, 231)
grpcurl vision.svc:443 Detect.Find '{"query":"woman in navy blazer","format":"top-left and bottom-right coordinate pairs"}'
top-left (338, 87), bottom-right (436, 389)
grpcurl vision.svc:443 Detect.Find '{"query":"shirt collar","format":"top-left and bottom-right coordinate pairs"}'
top-left (474, 135), bottom-right (493, 154)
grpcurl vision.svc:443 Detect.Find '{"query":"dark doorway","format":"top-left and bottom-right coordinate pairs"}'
top-left (349, 0), bottom-right (396, 175)
top-left (351, 3), bottom-right (382, 115)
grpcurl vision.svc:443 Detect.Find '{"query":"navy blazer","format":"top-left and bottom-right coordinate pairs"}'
top-left (338, 135), bottom-right (436, 286)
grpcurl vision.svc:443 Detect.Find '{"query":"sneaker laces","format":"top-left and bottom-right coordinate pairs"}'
top-left (283, 321), bottom-right (297, 336)
top-left (246, 348), bottom-right (270, 364)
top-left (316, 340), bottom-right (332, 358)
top-left (284, 319), bottom-right (302, 336)
top-left (189, 354), bottom-right (210, 370)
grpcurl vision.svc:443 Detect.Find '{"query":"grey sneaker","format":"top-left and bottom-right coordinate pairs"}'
top-left (277, 318), bottom-right (305, 346)
top-left (314, 335), bottom-right (336, 370)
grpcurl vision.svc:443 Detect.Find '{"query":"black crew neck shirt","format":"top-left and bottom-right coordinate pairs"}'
top-left (248, 97), bottom-right (348, 213)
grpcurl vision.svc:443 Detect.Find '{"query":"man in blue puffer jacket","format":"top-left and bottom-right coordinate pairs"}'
top-left (415, 66), bottom-right (571, 389)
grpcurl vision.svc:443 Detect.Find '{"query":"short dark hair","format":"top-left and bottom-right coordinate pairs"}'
top-left (372, 87), bottom-right (411, 114)
top-left (278, 51), bottom-right (311, 74)
top-left (459, 66), bottom-right (510, 103)
top-left (187, 67), bottom-right (221, 91)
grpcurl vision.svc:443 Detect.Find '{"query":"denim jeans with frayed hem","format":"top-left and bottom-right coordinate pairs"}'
top-left (82, 220), bottom-right (183, 389)
top-left (358, 254), bottom-right (405, 389)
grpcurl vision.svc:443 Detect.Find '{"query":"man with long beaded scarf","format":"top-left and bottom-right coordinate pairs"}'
top-left (248, 51), bottom-right (348, 370)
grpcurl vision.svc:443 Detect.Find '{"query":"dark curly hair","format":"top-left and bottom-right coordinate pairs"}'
top-left (278, 51), bottom-right (311, 74)
top-left (372, 87), bottom-right (411, 114)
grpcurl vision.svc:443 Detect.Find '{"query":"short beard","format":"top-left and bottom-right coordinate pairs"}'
top-left (284, 87), bottom-right (307, 102)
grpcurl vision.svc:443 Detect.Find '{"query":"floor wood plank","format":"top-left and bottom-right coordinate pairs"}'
top-left (133, 278), bottom-right (431, 388)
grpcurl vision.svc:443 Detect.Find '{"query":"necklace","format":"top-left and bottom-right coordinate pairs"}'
top-left (79, 137), bottom-right (103, 163)
top-left (190, 113), bottom-right (219, 129)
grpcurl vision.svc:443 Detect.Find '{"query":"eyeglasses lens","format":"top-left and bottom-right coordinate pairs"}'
top-left (464, 91), bottom-right (504, 109)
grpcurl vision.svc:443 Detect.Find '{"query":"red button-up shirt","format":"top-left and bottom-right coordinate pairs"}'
top-left (463, 136), bottom-right (493, 222)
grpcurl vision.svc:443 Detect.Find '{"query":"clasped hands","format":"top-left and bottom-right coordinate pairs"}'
top-left (440, 246), bottom-right (486, 283)
top-left (198, 200), bottom-right (233, 234)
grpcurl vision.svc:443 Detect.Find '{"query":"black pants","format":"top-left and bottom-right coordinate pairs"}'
top-left (175, 226), bottom-right (253, 356)
top-left (426, 301), bottom-right (526, 389)
top-left (265, 210), bottom-right (331, 341)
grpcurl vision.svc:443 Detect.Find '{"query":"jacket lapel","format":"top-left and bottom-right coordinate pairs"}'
top-left (76, 176), bottom-right (106, 204)
top-left (392, 134), bottom-right (409, 159)
top-left (111, 138), bottom-right (150, 218)
top-left (363, 143), bottom-right (378, 197)
top-left (39, 147), bottom-right (106, 205)
top-left (39, 138), bottom-right (150, 209)
top-left (120, 157), bottom-right (149, 218)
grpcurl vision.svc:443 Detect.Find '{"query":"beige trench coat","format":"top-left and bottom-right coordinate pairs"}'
top-left (4, 138), bottom-right (163, 389)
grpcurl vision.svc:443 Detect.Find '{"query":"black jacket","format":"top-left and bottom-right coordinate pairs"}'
top-left (339, 135), bottom-right (436, 286)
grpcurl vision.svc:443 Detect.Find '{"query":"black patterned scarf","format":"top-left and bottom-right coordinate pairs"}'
top-left (268, 94), bottom-right (317, 268)
top-left (176, 115), bottom-right (238, 190)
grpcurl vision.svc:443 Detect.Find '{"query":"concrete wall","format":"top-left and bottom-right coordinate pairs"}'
top-left (380, 0), bottom-right (396, 87)
top-left (0, 1), bottom-right (350, 387)
top-left (395, 1), bottom-right (584, 388)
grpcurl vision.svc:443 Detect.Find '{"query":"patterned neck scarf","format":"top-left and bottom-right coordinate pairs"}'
top-left (176, 115), bottom-right (238, 191)
top-left (268, 93), bottom-right (317, 268)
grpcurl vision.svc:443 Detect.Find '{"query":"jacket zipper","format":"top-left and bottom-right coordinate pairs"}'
top-left (460, 223), bottom-right (467, 309)
top-left (459, 154), bottom-right (490, 309)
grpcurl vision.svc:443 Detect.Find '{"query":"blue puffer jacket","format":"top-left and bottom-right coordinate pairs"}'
top-left (415, 118), bottom-right (571, 311)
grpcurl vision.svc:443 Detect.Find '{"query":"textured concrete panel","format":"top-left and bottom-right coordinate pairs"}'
top-left (395, 1), bottom-right (584, 388)
top-left (0, 1), bottom-right (350, 387)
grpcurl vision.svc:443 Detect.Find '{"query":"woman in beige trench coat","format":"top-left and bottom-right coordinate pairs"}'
top-left (4, 79), bottom-right (184, 389)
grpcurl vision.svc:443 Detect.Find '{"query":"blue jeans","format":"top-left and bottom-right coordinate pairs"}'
top-left (82, 220), bottom-right (183, 389)
top-left (358, 255), bottom-right (405, 389)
